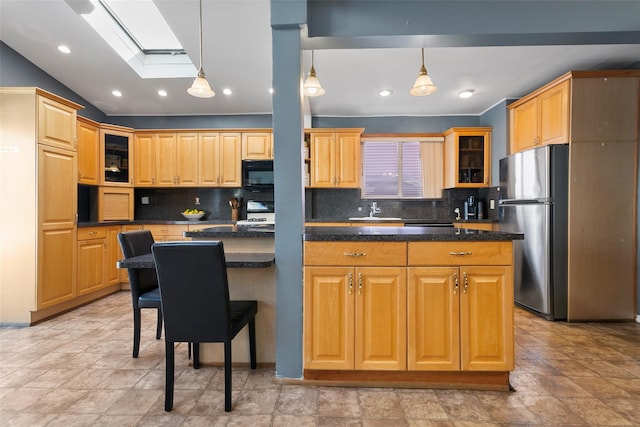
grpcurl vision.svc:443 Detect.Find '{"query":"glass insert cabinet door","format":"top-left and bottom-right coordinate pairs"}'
top-left (444, 127), bottom-right (491, 189)
top-left (101, 128), bottom-right (131, 185)
top-left (458, 135), bottom-right (485, 184)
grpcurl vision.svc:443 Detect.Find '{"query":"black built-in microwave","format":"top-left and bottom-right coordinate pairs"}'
top-left (242, 160), bottom-right (274, 192)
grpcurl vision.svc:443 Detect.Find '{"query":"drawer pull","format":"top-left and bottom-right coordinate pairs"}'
top-left (344, 252), bottom-right (366, 257)
top-left (449, 251), bottom-right (472, 256)
top-left (88, 231), bottom-right (97, 235)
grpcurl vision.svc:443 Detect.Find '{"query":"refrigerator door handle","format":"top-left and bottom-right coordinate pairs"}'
top-left (500, 198), bottom-right (551, 205)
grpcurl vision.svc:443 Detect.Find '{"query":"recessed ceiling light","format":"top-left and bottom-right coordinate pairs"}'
top-left (222, 88), bottom-right (232, 96)
top-left (459, 90), bottom-right (474, 99)
top-left (112, 90), bottom-right (122, 97)
top-left (158, 90), bottom-right (168, 97)
top-left (57, 45), bottom-right (71, 54)
top-left (379, 89), bottom-right (393, 97)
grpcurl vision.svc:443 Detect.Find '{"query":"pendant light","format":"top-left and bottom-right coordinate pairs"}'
top-left (303, 50), bottom-right (325, 97)
top-left (187, 0), bottom-right (215, 98)
top-left (409, 48), bottom-right (437, 96)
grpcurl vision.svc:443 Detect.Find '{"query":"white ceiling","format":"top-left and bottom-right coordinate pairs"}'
top-left (1, 0), bottom-right (639, 118)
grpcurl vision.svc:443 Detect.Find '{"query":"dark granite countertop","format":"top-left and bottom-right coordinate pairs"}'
top-left (303, 226), bottom-right (523, 242)
top-left (184, 225), bottom-right (275, 238)
top-left (117, 252), bottom-right (275, 269)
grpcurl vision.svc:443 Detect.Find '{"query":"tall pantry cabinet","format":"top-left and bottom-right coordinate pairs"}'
top-left (508, 70), bottom-right (639, 320)
top-left (0, 88), bottom-right (81, 324)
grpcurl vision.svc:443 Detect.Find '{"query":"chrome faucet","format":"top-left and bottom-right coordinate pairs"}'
top-left (370, 202), bottom-right (382, 217)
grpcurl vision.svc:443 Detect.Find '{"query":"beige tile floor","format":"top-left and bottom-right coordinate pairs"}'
top-left (1, 291), bottom-right (639, 426)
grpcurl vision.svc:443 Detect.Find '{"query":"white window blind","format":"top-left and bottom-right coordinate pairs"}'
top-left (362, 139), bottom-right (443, 199)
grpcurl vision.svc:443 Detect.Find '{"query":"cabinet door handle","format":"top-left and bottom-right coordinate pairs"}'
top-left (463, 271), bottom-right (468, 293)
top-left (449, 251), bottom-right (472, 256)
top-left (348, 272), bottom-right (353, 295)
top-left (358, 272), bottom-right (363, 295)
top-left (344, 252), bottom-right (366, 257)
top-left (152, 177), bottom-right (155, 185)
top-left (454, 272), bottom-right (459, 295)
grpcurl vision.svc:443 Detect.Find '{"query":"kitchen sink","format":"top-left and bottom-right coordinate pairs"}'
top-left (348, 217), bottom-right (402, 221)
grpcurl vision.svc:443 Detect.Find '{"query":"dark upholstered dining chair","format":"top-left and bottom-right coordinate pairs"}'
top-left (152, 241), bottom-right (257, 412)
top-left (117, 230), bottom-right (162, 358)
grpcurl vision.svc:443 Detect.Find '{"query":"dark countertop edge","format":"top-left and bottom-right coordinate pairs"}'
top-left (304, 219), bottom-right (497, 224)
top-left (78, 220), bottom-right (235, 228)
top-left (117, 252), bottom-right (275, 269)
top-left (303, 226), bottom-right (523, 242)
top-left (185, 226), bottom-right (275, 238)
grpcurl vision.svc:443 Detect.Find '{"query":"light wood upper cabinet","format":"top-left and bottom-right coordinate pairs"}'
top-left (155, 132), bottom-right (199, 187)
top-left (443, 127), bottom-right (491, 188)
top-left (512, 72), bottom-right (640, 149)
top-left (100, 124), bottom-right (132, 187)
top-left (510, 79), bottom-right (570, 153)
top-left (310, 130), bottom-right (362, 188)
top-left (38, 94), bottom-right (77, 151)
top-left (198, 132), bottom-right (242, 187)
top-left (77, 117), bottom-right (100, 185)
top-left (217, 133), bottom-right (242, 187)
top-left (155, 133), bottom-right (177, 186)
top-left (242, 132), bottom-right (273, 159)
top-left (133, 133), bottom-right (156, 186)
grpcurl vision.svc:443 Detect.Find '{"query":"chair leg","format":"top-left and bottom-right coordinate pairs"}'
top-left (193, 343), bottom-right (200, 369)
top-left (156, 308), bottom-right (163, 340)
top-left (188, 342), bottom-right (192, 360)
top-left (132, 308), bottom-right (141, 358)
top-left (249, 317), bottom-right (257, 370)
top-left (165, 340), bottom-right (174, 411)
top-left (224, 340), bottom-right (232, 412)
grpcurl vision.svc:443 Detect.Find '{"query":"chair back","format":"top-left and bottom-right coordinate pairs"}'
top-left (152, 241), bottom-right (232, 343)
top-left (117, 230), bottom-right (158, 300)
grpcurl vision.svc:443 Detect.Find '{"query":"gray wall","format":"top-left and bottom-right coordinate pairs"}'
top-left (0, 42), bottom-right (106, 123)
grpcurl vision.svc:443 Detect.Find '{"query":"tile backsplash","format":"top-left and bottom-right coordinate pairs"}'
top-left (79, 185), bottom-right (500, 223)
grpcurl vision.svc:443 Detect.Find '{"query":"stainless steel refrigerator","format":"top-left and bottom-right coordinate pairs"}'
top-left (499, 144), bottom-right (569, 320)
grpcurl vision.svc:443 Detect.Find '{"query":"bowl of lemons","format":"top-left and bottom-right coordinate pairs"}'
top-left (182, 208), bottom-right (205, 220)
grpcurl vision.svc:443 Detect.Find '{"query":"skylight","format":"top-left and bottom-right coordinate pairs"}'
top-left (99, 0), bottom-right (183, 53)
top-left (74, 0), bottom-right (195, 78)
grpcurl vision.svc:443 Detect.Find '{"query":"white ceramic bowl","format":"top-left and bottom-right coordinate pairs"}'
top-left (182, 212), bottom-right (205, 220)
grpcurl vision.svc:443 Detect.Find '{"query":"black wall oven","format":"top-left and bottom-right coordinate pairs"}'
top-left (242, 160), bottom-right (274, 192)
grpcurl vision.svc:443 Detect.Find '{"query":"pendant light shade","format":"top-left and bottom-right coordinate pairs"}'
top-left (303, 51), bottom-right (325, 97)
top-left (410, 48), bottom-right (437, 96)
top-left (188, 0), bottom-right (214, 98)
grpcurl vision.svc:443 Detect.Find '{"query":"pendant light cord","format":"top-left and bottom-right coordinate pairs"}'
top-left (197, 0), bottom-right (203, 72)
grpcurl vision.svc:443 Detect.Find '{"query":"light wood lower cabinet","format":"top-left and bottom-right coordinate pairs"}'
top-left (304, 265), bottom-right (406, 371)
top-left (408, 242), bottom-right (514, 372)
top-left (303, 240), bottom-right (515, 379)
top-left (77, 227), bottom-right (108, 296)
top-left (304, 242), bottom-right (407, 371)
top-left (143, 224), bottom-right (188, 241)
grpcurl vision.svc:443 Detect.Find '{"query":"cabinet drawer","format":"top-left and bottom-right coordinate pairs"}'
top-left (144, 224), bottom-right (187, 238)
top-left (78, 227), bottom-right (108, 240)
top-left (304, 241), bottom-right (407, 266)
top-left (408, 241), bottom-right (512, 266)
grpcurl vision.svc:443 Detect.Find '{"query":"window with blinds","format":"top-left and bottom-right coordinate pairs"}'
top-left (362, 140), bottom-right (443, 199)
top-left (362, 141), bottom-right (423, 198)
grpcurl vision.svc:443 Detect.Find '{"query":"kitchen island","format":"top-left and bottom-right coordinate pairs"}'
top-left (303, 226), bottom-right (523, 390)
